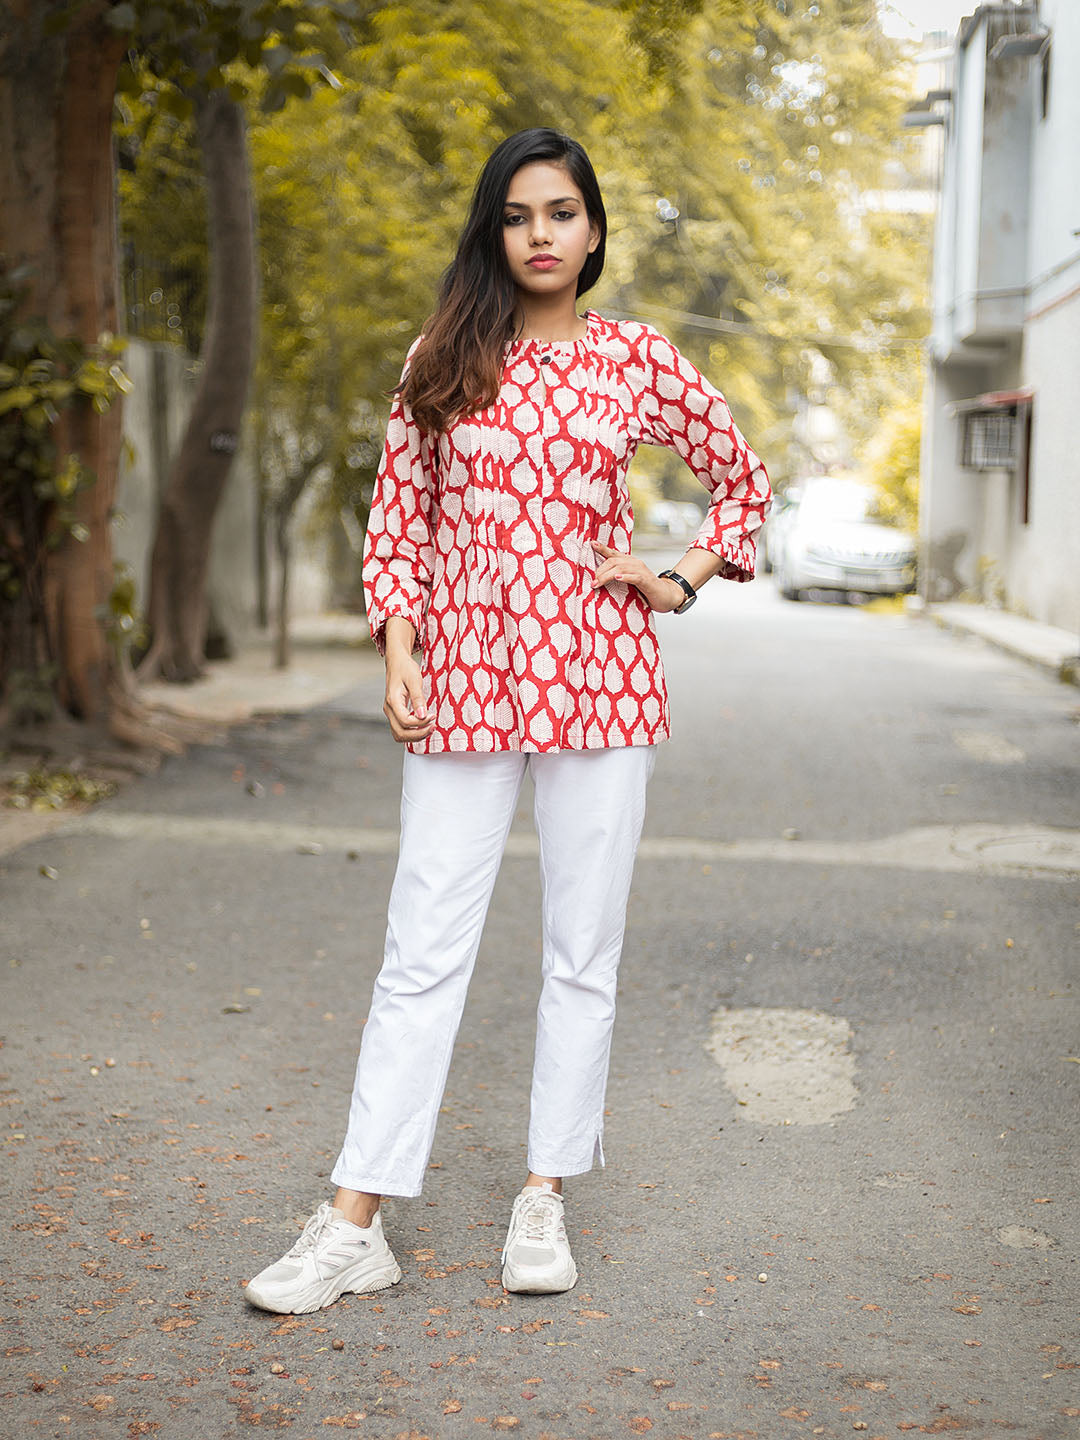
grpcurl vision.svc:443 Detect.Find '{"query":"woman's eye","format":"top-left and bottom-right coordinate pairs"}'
top-left (503, 214), bottom-right (523, 226)
top-left (553, 210), bottom-right (577, 221)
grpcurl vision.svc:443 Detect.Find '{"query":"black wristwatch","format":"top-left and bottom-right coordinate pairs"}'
top-left (658, 569), bottom-right (697, 614)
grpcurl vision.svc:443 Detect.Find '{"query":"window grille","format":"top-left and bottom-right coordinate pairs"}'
top-left (962, 411), bottom-right (1017, 470)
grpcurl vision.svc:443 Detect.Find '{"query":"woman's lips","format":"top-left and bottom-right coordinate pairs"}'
top-left (527, 255), bottom-right (560, 270)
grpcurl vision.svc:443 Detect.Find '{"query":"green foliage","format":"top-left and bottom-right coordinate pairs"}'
top-left (114, 0), bottom-right (931, 591)
top-left (600, 0), bottom-right (931, 482)
top-left (247, 0), bottom-right (656, 548)
top-left (3, 764), bottom-right (118, 811)
top-left (115, 68), bottom-right (209, 350)
top-left (101, 0), bottom-right (367, 113)
top-left (0, 260), bottom-right (129, 575)
top-left (865, 394), bottom-right (921, 531)
top-left (0, 259), bottom-right (135, 714)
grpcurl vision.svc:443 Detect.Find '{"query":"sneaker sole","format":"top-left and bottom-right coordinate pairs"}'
top-left (244, 1257), bottom-right (402, 1315)
top-left (501, 1258), bottom-right (578, 1295)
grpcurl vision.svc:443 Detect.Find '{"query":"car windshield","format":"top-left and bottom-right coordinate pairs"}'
top-left (798, 481), bottom-right (875, 525)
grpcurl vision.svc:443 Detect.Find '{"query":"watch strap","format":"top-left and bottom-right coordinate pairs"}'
top-left (658, 569), bottom-right (697, 613)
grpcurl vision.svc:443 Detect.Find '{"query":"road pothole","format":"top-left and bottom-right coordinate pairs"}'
top-left (995, 1224), bottom-right (1058, 1250)
top-left (705, 1006), bottom-right (857, 1125)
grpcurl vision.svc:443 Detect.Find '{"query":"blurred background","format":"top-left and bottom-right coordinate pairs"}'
top-left (109, 0), bottom-right (950, 654)
top-left (15, 0), bottom-right (1068, 695)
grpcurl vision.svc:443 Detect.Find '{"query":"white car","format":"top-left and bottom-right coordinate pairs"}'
top-left (771, 478), bottom-right (916, 602)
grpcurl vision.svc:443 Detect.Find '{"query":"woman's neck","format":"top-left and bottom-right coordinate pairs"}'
top-left (512, 292), bottom-right (588, 342)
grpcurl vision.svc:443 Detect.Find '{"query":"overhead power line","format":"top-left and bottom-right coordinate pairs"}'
top-left (606, 302), bottom-right (926, 352)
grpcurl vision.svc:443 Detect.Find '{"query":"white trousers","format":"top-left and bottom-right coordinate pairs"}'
top-left (330, 745), bottom-right (656, 1197)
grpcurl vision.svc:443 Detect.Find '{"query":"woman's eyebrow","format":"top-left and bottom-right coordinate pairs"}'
top-left (503, 197), bottom-right (580, 210)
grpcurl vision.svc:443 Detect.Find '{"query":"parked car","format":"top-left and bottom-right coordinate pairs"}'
top-left (770, 477), bottom-right (916, 602)
top-left (758, 483), bottom-right (804, 573)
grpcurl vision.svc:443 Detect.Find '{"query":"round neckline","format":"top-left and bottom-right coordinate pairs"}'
top-left (506, 310), bottom-right (599, 350)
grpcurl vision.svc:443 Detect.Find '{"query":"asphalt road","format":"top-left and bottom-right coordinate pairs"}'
top-left (2, 571), bottom-right (1078, 1440)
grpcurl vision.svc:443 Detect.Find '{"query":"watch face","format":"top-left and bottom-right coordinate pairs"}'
top-left (677, 592), bottom-right (697, 613)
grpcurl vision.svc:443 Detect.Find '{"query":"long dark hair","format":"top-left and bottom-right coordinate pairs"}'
top-left (400, 128), bottom-right (607, 434)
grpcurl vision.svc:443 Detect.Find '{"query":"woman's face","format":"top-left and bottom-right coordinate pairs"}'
top-left (501, 161), bottom-right (600, 297)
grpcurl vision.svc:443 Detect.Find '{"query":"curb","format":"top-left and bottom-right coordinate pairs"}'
top-left (924, 606), bottom-right (1080, 688)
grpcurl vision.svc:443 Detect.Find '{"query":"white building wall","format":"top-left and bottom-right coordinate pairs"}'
top-left (1011, 0), bottom-right (1080, 631)
top-left (1014, 295), bottom-right (1080, 628)
top-left (921, 1), bottom-right (1080, 632)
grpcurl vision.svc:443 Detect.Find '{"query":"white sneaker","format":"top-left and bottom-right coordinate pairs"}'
top-left (501, 1183), bottom-right (578, 1294)
top-left (244, 1202), bottom-right (401, 1314)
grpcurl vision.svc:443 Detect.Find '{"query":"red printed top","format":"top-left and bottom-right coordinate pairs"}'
top-left (363, 310), bottom-right (771, 753)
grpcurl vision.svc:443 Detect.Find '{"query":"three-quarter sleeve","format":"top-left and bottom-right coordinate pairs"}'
top-left (362, 341), bottom-right (437, 655)
top-left (634, 325), bottom-right (771, 580)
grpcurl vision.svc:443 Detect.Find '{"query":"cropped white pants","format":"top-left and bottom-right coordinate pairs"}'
top-left (330, 745), bottom-right (656, 1198)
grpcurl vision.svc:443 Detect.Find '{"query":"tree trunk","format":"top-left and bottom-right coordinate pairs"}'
top-left (274, 507), bottom-right (290, 671)
top-left (0, 1), bottom-right (127, 723)
top-left (269, 446), bottom-right (325, 670)
top-left (137, 88), bottom-right (257, 683)
top-left (254, 403), bottom-right (270, 630)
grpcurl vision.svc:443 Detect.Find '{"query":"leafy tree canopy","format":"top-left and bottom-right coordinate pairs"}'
top-left (116, 0), bottom-right (930, 560)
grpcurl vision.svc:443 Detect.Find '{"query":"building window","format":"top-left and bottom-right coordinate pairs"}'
top-left (954, 393), bottom-right (1034, 525)
top-left (961, 411), bottom-right (1017, 470)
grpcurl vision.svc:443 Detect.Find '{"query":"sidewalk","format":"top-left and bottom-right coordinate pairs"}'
top-left (136, 613), bottom-right (385, 724)
top-left (0, 615), bottom-right (386, 859)
top-left (921, 599), bottom-right (1080, 686)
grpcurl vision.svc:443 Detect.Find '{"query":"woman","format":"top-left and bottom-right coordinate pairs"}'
top-left (245, 128), bottom-right (770, 1314)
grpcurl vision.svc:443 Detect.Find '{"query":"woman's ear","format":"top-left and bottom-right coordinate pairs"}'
top-left (588, 221), bottom-right (601, 254)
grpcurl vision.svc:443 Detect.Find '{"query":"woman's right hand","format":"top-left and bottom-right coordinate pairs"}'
top-left (383, 622), bottom-right (436, 744)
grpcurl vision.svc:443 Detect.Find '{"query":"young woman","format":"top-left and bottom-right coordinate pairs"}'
top-left (245, 128), bottom-right (770, 1315)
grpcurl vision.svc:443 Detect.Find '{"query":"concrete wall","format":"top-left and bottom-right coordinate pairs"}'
top-left (114, 338), bottom-right (335, 650)
top-left (1016, 292), bottom-right (1080, 628)
top-left (1011, 0), bottom-right (1080, 632)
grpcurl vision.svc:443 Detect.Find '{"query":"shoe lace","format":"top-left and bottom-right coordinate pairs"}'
top-left (517, 1192), bottom-right (560, 1246)
top-left (286, 1203), bottom-right (335, 1259)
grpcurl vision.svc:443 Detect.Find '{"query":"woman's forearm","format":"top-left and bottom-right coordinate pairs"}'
top-left (670, 546), bottom-right (727, 592)
top-left (384, 615), bottom-right (418, 660)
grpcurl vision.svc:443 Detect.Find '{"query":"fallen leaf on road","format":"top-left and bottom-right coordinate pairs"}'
top-left (628, 1420), bottom-right (653, 1434)
top-left (156, 1317), bottom-right (197, 1332)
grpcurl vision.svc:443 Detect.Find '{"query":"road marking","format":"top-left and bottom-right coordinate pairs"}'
top-left (57, 813), bottom-right (1080, 879)
top-left (952, 729), bottom-right (1026, 764)
top-left (705, 1006), bottom-right (857, 1126)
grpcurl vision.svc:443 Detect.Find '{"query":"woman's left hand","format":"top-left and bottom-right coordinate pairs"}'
top-left (590, 541), bottom-right (684, 613)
